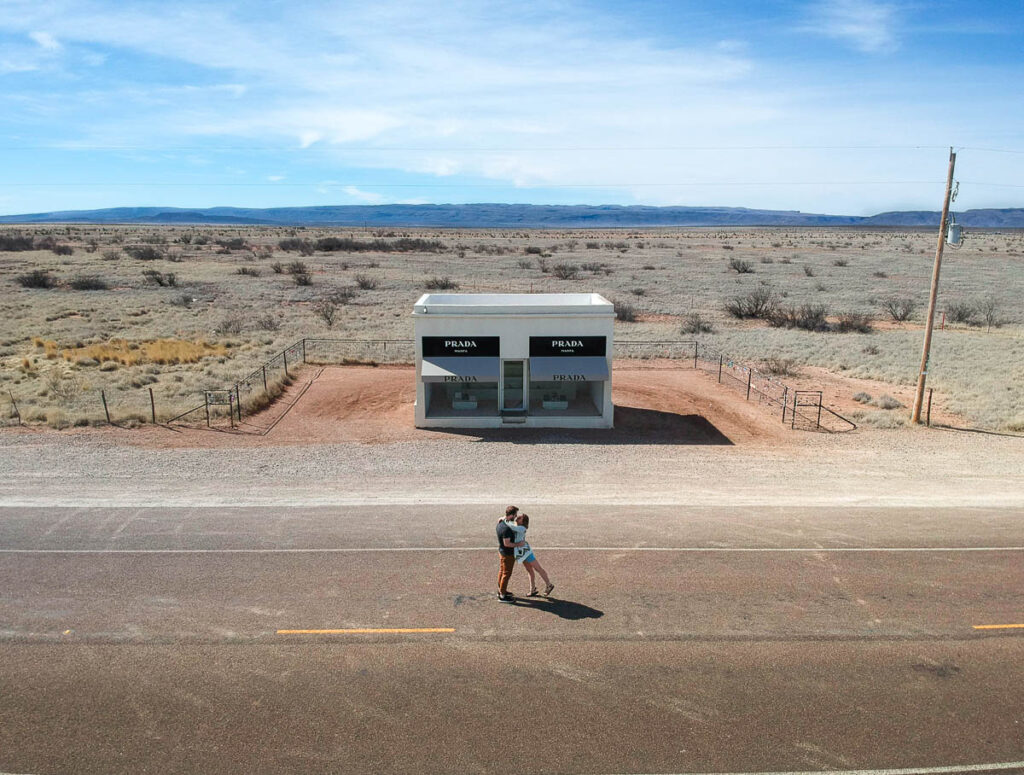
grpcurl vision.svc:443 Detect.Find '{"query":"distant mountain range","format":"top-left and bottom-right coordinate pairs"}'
top-left (1, 204), bottom-right (1023, 228)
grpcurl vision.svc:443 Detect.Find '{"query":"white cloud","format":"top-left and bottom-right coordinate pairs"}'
top-left (1, 0), bottom-right (1019, 213)
top-left (342, 186), bottom-right (385, 204)
top-left (267, 175), bottom-right (285, 181)
top-left (0, 58), bottom-right (39, 74)
top-left (29, 31), bottom-right (61, 50)
top-left (802, 0), bottom-right (900, 53)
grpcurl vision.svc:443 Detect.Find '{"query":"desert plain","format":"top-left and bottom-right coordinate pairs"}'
top-left (1, 224), bottom-right (1023, 775)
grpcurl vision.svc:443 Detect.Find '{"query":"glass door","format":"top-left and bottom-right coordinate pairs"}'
top-left (501, 360), bottom-right (527, 411)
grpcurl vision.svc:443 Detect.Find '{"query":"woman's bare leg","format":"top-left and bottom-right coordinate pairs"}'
top-left (526, 560), bottom-right (550, 586)
top-left (524, 563), bottom-right (537, 592)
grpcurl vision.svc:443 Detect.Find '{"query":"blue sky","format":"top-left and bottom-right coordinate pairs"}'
top-left (0, 0), bottom-right (1022, 216)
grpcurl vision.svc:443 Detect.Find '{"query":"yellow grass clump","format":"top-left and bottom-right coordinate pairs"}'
top-left (61, 338), bottom-right (228, 366)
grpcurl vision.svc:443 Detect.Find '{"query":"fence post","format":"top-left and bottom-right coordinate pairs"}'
top-left (228, 394), bottom-right (235, 429)
top-left (235, 385), bottom-right (242, 420)
top-left (9, 390), bottom-right (20, 424)
top-left (100, 390), bottom-right (111, 424)
top-left (927, 388), bottom-right (933, 426)
top-left (781, 386), bottom-right (788, 423)
top-left (302, 338), bottom-right (307, 363)
top-left (718, 354), bottom-right (723, 383)
top-left (205, 393), bottom-right (210, 428)
top-left (283, 349), bottom-right (289, 379)
top-left (262, 365), bottom-right (268, 392)
top-left (816, 393), bottom-right (822, 429)
top-left (746, 370), bottom-right (752, 400)
top-left (149, 387), bottom-right (156, 424)
top-left (693, 341), bottom-right (698, 369)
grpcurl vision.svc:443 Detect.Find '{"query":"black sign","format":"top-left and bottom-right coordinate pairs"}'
top-left (530, 336), bottom-right (606, 357)
top-left (422, 336), bottom-right (500, 357)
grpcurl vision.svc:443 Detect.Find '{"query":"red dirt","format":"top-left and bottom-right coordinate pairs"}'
top-left (36, 360), bottom-right (964, 450)
top-left (87, 363), bottom-right (794, 448)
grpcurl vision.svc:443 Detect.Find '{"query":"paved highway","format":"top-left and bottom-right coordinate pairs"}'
top-left (1, 505), bottom-right (1023, 774)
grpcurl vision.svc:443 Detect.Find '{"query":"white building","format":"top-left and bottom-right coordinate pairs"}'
top-left (413, 293), bottom-right (615, 428)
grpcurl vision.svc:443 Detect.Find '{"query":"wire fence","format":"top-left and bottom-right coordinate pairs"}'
top-left (304, 338), bottom-right (415, 365)
top-left (5, 337), bottom-right (855, 432)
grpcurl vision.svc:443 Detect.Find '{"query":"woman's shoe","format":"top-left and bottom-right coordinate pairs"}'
top-left (528, 587), bottom-right (539, 596)
top-left (543, 582), bottom-right (554, 596)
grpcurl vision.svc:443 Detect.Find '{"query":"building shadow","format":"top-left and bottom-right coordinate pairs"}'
top-left (430, 405), bottom-right (733, 445)
top-left (511, 597), bottom-right (604, 620)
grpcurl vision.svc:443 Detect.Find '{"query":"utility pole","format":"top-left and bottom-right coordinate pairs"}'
top-left (911, 147), bottom-right (956, 424)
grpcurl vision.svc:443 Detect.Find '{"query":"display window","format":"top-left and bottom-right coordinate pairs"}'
top-left (528, 379), bottom-right (603, 416)
top-left (425, 381), bottom-right (500, 417)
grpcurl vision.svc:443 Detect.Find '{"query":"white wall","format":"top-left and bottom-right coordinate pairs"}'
top-left (414, 312), bottom-right (614, 428)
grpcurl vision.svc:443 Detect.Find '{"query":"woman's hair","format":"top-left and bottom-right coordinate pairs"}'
top-left (519, 514), bottom-right (529, 527)
top-left (505, 505), bottom-right (519, 517)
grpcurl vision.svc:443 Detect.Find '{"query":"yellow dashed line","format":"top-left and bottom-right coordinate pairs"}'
top-left (973, 623), bottom-right (1024, 630)
top-left (277, 627), bottom-right (455, 635)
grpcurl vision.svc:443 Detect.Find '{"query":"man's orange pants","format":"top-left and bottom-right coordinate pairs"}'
top-left (498, 555), bottom-right (515, 595)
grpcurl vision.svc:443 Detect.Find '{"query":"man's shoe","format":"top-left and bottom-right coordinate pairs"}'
top-left (497, 593), bottom-right (515, 602)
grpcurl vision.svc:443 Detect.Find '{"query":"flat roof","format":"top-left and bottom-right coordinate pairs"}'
top-left (413, 293), bottom-right (614, 316)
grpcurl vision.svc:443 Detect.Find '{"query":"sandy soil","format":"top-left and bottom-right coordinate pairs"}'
top-left (2, 362), bottom-right (1018, 511)
top-left (48, 364), bottom-right (799, 448)
top-left (1, 361), bottom-right (969, 449)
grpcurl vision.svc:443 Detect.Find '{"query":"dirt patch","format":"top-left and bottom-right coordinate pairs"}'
top-left (71, 363), bottom-right (794, 448)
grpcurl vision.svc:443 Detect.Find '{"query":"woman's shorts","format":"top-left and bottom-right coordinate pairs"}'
top-left (519, 552), bottom-right (536, 564)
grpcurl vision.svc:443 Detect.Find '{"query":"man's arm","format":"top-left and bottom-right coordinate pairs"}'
top-left (503, 537), bottom-right (525, 548)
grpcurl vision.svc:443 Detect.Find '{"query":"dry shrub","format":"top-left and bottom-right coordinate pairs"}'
top-left (728, 258), bottom-right (753, 273)
top-left (725, 285), bottom-right (778, 319)
top-left (681, 313), bottom-right (713, 334)
top-left (552, 264), bottom-right (580, 280)
top-left (125, 245), bottom-right (165, 261)
top-left (313, 298), bottom-right (339, 328)
top-left (872, 394), bottom-right (903, 410)
top-left (834, 312), bottom-right (873, 333)
top-left (354, 274), bottom-right (379, 290)
top-left (45, 366), bottom-right (84, 406)
top-left (946, 301), bottom-right (976, 325)
top-left (16, 270), bottom-right (56, 289)
top-left (613, 299), bottom-right (637, 322)
top-left (46, 409), bottom-right (71, 429)
top-left (69, 276), bottom-right (109, 291)
top-left (425, 276), bottom-right (458, 290)
top-left (882, 297), bottom-right (916, 322)
top-left (761, 357), bottom-right (799, 376)
top-left (768, 304), bottom-right (828, 331)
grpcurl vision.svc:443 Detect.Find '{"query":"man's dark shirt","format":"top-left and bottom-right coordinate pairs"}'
top-left (496, 520), bottom-right (515, 556)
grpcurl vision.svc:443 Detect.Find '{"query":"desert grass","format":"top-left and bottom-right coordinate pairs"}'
top-left (1, 223), bottom-right (1022, 429)
top-left (58, 338), bottom-right (227, 366)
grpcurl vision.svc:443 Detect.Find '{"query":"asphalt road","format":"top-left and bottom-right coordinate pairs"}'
top-left (2, 505), bottom-right (1023, 775)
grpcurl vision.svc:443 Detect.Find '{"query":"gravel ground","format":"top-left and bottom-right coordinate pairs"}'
top-left (2, 424), bottom-right (1022, 509)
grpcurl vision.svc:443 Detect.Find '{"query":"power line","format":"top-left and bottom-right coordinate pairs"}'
top-left (960, 146), bottom-right (1024, 155)
top-left (2, 144), bottom-right (1021, 153)
top-left (0, 143), bottom-right (959, 152)
top-left (0, 180), bottom-right (948, 188)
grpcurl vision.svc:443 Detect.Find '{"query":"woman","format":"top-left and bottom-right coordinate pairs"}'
top-left (511, 514), bottom-right (554, 597)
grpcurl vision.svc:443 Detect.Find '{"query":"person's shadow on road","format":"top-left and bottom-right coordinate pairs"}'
top-left (512, 597), bottom-right (604, 620)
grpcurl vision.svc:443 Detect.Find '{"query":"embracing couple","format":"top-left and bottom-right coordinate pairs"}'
top-left (496, 505), bottom-right (554, 603)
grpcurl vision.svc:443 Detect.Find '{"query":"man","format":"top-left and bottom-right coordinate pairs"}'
top-left (496, 505), bottom-right (525, 602)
